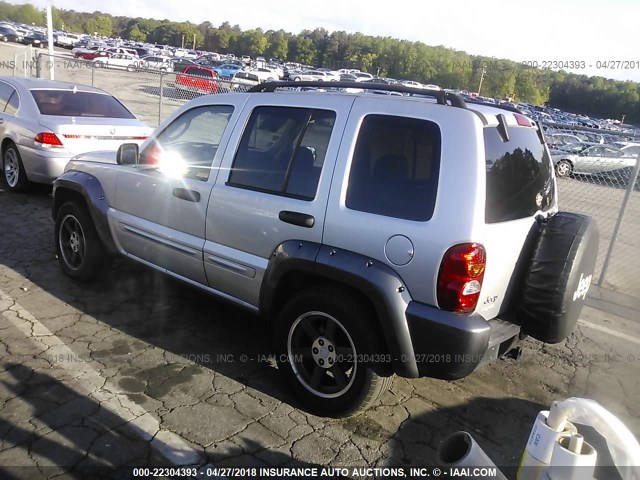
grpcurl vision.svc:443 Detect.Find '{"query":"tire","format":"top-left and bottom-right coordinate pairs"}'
top-left (3, 142), bottom-right (30, 192)
top-left (55, 202), bottom-right (105, 281)
top-left (274, 286), bottom-right (393, 417)
top-left (293, 77), bottom-right (301, 81)
top-left (516, 212), bottom-right (599, 343)
top-left (555, 159), bottom-right (573, 177)
top-left (126, 65), bottom-right (135, 72)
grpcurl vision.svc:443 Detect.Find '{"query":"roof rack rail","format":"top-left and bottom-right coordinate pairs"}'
top-left (247, 81), bottom-right (468, 108)
top-left (464, 99), bottom-right (524, 114)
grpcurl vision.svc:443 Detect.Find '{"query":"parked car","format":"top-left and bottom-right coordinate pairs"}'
top-left (175, 65), bottom-right (221, 96)
top-left (231, 71), bottom-right (260, 89)
top-left (51, 81), bottom-right (597, 417)
top-left (171, 57), bottom-right (198, 73)
top-left (0, 77), bottom-right (151, 192)
top-left (290, 70), bottom-right (329, 81)
top-left (137, 55), bottom-right (173, 72)
top-left (73, 46), bottom-right (109, 60)
top-left (546, 133), bottom-right (584, 150)
top-left (0, 25), bottom-right (20, 43)
top-left (92, 54), bottom-right (138, 71)
top-left (552, 145), bottom-right (635, 177)
top-left (20, 31), bottom-right (49, 48)
top-left (212, 63), bottom-right (242, 79)
top-left (55, 32), bottom-right (83, 48)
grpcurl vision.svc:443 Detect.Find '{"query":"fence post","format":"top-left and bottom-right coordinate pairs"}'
top-left (158, 71), bottom-right (164, 126)
top-left (598, 155), bottom-right (640, 287)
top-left (35, 51), bottom-right (43, 78)
top-left (91, 62), bottom-right (95, 87)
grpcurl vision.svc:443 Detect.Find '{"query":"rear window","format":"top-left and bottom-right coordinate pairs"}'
top-left (187, 67), bottom-right (214, 78)
top-left (346, 115), bottom-right (441, 221)
top-left (31, 90), bottom-right (135, 118)
top-left (485, 126), bottom-right (555, 223)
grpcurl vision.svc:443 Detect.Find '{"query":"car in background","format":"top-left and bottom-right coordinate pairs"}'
top-left (232, 71), bottom-right (260, 89)
top-left (20, 31), bottom-right (49, 48)
top-left (170, 57), bottom-right (198, 73)
top-left (92, 54), bottom-right (138, 71)
top-left (0, 77), bottom-right (151, 192)
top-left (551, 145), bottom-right (634, 177)
top-left (618, 143), bottom-right (640, 158)
top-left (0, 25), bottom-right (20, 42)
top-left (175, 65), bottom-right (221, 96)
top-left (546, 133), bottom-right (584, 150)
top-left (73, 46), bottom-right (109, 60)
top-left (212, 63), bottom-right (243, 78)
top-left (137, 55), bottom-right (173, 72)
top-left (55, 32), bottom-right (83, 48)
top-left (290, 70), bottom-right (329, 81)
top-left (316, 68), bottom-right (340, 81)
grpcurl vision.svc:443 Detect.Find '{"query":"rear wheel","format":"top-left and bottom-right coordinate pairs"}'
top-left (3, 142), bottom-right (30, 192)
top-left (275, 287), bottom-right (392, 417)
top-left (555, 159), bottom-right (573, 177)
top-left (55, 202), bottom-right (105, 281)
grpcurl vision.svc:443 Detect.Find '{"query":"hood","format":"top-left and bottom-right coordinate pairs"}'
top-left (70, 150), bottom-right (118, 164)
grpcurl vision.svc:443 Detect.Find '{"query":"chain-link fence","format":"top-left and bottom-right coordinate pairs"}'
top-left (13, 45), bottom-right (34, 77)
top-left (545, 124), bottom-right (640, 300)
top-left (34, 53), bottom-right (251, 127)
top-left (31, 53), bottom-right (640, 301)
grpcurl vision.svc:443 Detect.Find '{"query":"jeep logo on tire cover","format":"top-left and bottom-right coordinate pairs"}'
top-left (573, 273), bottom-right (592, 302)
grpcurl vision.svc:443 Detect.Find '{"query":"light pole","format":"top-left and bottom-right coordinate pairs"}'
top-left (193, 33), bottom-right (196, 50)
top-left (478, 65), bottom-right (487, 95)
top-left (181, 35), bottom-right (185, 49)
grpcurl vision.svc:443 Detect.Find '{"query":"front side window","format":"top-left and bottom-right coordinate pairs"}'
top-left (228, 106), bottom-right (335, 200)
top-left (139, 105), bottom-right (234, 181)
top-left (346, 114), bottom-right (441, 221)
top-left (485, 126), bottom-right (555, 223)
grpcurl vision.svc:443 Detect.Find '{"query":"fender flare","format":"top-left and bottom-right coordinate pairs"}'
top-left (260, 240), bottom-right (419, 378)
top-left (52, 171), bottom-right (118, 255)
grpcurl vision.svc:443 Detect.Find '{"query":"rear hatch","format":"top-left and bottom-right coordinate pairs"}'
top-left (473, 108), bottom-right (557, 320)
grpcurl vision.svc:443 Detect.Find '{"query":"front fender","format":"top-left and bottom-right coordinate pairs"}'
top-left (53, 171), bottom-right (118, 255)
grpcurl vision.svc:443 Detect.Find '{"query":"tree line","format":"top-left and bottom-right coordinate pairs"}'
top-left (1, 1), bottom-right (638, 123)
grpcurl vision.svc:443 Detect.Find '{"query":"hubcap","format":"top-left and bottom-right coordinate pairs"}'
top-left (4, 149), bottom-right (19, 187)
top-left (557, 162), bottom-right (571, 177)
top-left (287, 311), bottom-right (357, 398)
top-left (58, 214), bottom-right (86, 270)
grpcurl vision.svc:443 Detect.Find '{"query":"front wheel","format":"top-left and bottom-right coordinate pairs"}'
top-left (55, 202), bottom-right (105, 281)
top-left (274, 287), bottom-right (392, 417)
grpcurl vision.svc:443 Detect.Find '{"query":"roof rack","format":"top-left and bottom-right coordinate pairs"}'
top-left (247, 81), bottom-right (468, 108)
top-left (464, 99), bottom-right (524, 114)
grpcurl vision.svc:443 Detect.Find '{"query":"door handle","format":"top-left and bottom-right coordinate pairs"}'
top-left (172, 188), bottom-right (200, 202)
top-left (278, 211), bottom-right (315, 228)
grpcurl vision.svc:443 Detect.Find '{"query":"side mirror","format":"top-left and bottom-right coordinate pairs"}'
top-left (117, 143), bottom-right (139, 165)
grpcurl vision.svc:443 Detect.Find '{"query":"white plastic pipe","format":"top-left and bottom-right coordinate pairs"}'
top-left (438, 431), bottom-right (508, 480)
top-left (46, 3), bottom-right (54, 80)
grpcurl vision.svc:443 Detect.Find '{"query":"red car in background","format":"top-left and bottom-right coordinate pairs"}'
top-left (74, 47), bottom-right (109, 61)
top-left (175, 65), bottom-right (221, 96)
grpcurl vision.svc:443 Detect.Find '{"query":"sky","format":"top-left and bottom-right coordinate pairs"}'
top-left (14, 0), bottom-right (640, 82)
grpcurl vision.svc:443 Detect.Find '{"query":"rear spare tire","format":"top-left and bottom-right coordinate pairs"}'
top-left (517, 212), bottom-right (599, 343)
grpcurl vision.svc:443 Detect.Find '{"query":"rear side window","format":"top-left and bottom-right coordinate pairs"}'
top-left (228, 106), bottom-right (335, 200)
top-left (346, 114), bottom-right (441, 221)
top-left (188, 67), bottom-right (214, 78)
top-left (31, 90), bottom-right (135, 118)
top-left (485, 126), bottom-right (555, 223)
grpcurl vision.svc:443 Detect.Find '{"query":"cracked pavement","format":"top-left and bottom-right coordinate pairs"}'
top-left (0, 187), bottom-right (639, 479)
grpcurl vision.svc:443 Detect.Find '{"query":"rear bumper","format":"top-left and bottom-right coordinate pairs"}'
top-left (405, 302), bottom-right (520, 379)
top-left (19, 146), bottom-right (72, 184)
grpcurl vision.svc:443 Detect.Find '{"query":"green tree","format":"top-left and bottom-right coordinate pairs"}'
top-left (84, 15), bottom-right (112, 36)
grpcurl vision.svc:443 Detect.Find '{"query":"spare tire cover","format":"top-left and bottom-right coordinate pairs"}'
top-left (517, 212), bottom-right (599, 343)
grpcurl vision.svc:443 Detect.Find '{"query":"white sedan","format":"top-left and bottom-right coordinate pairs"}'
top-left (552, 145), bottom-right (636, 177)
top-left (92, 54), bottom-right (139, 71)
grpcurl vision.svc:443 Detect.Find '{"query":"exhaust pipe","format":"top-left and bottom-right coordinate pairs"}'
top-left (437, 431), bottom-right (508, 480)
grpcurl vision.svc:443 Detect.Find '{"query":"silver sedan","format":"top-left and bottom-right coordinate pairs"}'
top-left (552, 145), bottom-right (636, 177)
top-left (0, 76), bottom-right (152, 192)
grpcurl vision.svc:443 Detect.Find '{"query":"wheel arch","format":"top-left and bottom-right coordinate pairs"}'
top-left (53, 172), bottom-right (118, 255)
top-left (260, 240), bottom-right (419, 378)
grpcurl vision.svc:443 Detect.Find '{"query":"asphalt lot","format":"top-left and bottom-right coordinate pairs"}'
top-left (0, 185), bottom-right (639, 478)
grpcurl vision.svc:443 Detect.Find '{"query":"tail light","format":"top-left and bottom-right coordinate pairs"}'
top-left (437, 243), bottom-right (486, 313)
top-left (34, 132), bottom-right (63, 147)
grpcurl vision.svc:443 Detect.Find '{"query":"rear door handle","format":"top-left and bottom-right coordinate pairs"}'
top-left (172, 188), bottom-right (200, 202)
top-left (278, 211), bottom-right (315, 228)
